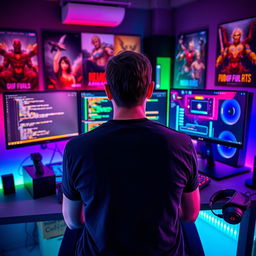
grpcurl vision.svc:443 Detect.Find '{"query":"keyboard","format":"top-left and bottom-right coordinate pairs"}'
top-left (198, 173), bottom-right (211, 190)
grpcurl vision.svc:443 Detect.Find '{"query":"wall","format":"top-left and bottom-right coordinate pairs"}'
top-left (173, 0), bottom-right (256, 167)
top-left (0, 0), bottom-right (153, 187)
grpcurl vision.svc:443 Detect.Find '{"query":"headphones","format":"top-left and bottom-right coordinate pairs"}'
top-left (209, 189), bottom-right (251, 224)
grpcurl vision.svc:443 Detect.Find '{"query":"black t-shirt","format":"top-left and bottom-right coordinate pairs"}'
top-left (62, 118), bottom-right (198, 256)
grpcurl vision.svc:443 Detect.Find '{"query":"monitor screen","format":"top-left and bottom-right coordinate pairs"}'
top-left (4, 91), bottom-right (79, 149)
top-left (80, 91), bottom-right (113, 133)
top-left (80, 90), bottom-right (167, 133)
top-left (146, 90), bottom-right (167, 125)
top-left (170, 89), bottom-right (248, 148)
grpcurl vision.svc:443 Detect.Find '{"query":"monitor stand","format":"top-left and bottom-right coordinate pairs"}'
top-left (197, 143), bottom-right (250, 180)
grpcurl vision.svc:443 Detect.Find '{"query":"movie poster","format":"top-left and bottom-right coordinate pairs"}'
top-left (114, 35), bottom-right (141, 55)
top-left (215, 17), bottom-right (256, 87)
top-left (42, 31), bottom-right (83, 90)
top-left (174, 30), bottom-right (207, 89)
top-left (82, 33), bottom-right (114, 90)
top-left (82, 33), bottom-right (141, 90)
top-left (0, 30), bottom-right (39, 91)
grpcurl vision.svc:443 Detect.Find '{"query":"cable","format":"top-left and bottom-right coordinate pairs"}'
top-left (17, 143), bottom-right (63, 176)
top-left (17, 155), bottom-right (32, 176)
top-left (48, 143), bottom-right (58, 165)
top-left (47, 143), bottom-right (63, 165)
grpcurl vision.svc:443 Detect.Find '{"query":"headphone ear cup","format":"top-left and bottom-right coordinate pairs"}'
top-left (222, 204), bottom-right (244, 224)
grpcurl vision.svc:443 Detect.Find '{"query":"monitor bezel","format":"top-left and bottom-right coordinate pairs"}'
top-left (169, 89), bottom-right (249, 149)
top-left (3, 90), bottom-right (80, 149)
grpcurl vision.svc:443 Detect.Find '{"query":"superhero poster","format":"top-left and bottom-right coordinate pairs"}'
top-left (114, 35), bottom-right (141, 55)
top-left (174, 30), bottom-right (207, 89)
top-left (215, 17), bottom-right (256, 87)
top-left (0, 30), bottom-right (39, 91)
top-left (82, 33), bottom-right (141, 90)
top-left (42, 31), bottom-right (83, 90)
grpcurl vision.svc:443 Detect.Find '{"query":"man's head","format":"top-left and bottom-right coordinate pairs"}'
top-left (105, 51), bottom-right (153, 108)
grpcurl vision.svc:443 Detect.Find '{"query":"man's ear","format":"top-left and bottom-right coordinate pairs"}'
top-left (146, 81), bottom-right (155, 99)
top-left (104, 84), bottom-right (113, 100)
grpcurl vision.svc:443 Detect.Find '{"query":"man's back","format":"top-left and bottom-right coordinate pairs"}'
top-left (62, 118), bottom-right (198, 256)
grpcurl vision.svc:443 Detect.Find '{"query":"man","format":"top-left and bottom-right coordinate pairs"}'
top-left (62, 51), bottom-right (200, 256)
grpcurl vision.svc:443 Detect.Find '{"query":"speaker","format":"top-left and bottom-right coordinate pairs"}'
top-left (1, 174), bottom-right (15, 195)
top-left (209, 189), bottom-right (251, 224)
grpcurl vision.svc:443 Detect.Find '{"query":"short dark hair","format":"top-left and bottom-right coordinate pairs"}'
top-left (106, 51), bottom-right (152, 108)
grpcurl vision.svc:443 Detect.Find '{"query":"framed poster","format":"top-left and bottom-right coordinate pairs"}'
top-left (174, 29), bottom-right (207, 89)
top-left (215, 17), bottom-right (256, 87)
top-left (0, 29), bottom-right (38, 91)
top-left (82, 33), bottom-right (141, 90)
top-left (42, 31), bottom-right (83, 90)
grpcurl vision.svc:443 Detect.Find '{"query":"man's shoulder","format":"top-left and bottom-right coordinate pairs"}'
top-left (66, 122), bottom-right (111, 148)
top-left (150, 121), bottom-right (192, 142)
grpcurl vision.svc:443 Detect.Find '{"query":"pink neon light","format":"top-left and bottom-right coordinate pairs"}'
top-left (62, 3), bottom-right (125, 27)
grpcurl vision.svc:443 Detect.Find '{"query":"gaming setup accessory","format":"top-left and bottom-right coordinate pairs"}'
top-left (209, 188), bottom-right (253, 225)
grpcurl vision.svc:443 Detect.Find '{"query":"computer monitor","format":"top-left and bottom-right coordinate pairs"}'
top-left (3, 91), bottom-right (79, 149)
top-left (80, 91), bottom-right (113, 133)
top-left (146, 90), bottom-right (167, 125)
top-left (170, 89), bottom-right (250, 179)
top-left (80, 90), bottom-right (168, 133)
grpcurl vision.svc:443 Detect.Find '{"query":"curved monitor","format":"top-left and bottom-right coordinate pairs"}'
top-left (170, 89), bottom-right (248, 148)
top-left (3, 91), bottom-right (79, 149)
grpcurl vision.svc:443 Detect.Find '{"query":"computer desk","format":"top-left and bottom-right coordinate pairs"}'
top-left (0, 172), bottom-right (255, 256)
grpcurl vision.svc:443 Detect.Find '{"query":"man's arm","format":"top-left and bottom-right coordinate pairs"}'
top-left (62, 194), bottom-right (84, 230)
top-left (180, 187), bottom-right (200, 222)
